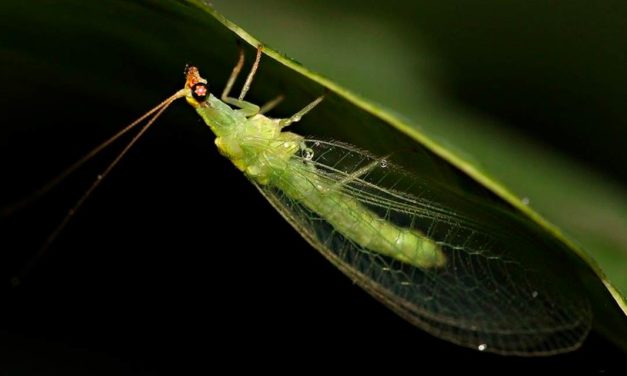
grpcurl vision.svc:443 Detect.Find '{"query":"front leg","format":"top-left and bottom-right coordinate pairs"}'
top-left (221, 45), bottom-right (263, 117)
top-left (222, 97), bottom-right (260, 118)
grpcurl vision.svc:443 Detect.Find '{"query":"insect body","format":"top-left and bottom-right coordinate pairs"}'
top-left (178, 47), bottom-right (590, 356)
top-left (14, 45), bottom-right (591, 356)
top-left (184, 61), bottom-right (445, 269)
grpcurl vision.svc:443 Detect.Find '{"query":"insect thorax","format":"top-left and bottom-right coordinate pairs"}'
top-left (214, 114), bottom-right (303, 185)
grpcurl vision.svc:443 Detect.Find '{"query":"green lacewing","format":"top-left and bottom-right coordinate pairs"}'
top-left (10, 46), bottom-right (591, 356)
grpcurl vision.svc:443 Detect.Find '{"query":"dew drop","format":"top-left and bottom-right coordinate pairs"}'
top-left (97, 174), bottom-right (103, 180)
top-left (314, 141), bottom-right (321, 147)
top-left (532, 291), bottom-right (539, 298)
top-left (380, 159), bottom-right (388, 168)
top-left (521, 197), bottom-right (530, 205)
top-left (303, 148), bottom-right (314, 161)
top-left (477, 343), bottom-right (487, 351)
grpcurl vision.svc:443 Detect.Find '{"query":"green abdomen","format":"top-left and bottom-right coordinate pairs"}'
top-left (270, 160), bottom-right (446, 269)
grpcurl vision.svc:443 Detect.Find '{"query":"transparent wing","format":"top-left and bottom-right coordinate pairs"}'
top-left (253, 138), bottom-right (591, 356)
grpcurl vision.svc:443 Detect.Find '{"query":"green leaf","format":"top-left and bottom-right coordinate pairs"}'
top-left (207, 0), bottom-right (627, 348)
top-left (209, 0), bottom-right (627, 304)
top-left (1, 0), bottom-right (624, 365)
top-left (197, 0), bottom-right (627, 348)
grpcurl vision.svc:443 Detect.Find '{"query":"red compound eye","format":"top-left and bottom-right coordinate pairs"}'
top-left (191, 82), bottom-right (208, 102)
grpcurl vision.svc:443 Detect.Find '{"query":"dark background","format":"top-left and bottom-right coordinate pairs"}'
top-left (0, 0), bottom-right (626, 374)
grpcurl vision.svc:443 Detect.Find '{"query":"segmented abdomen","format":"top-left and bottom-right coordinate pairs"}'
top-left (269, 160), bottom-right (446, 269)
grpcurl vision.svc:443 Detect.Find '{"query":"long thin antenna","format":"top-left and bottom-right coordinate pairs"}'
top-left (1, 91), bottom-right (185, 218)
top-left (11, 90), bottom-right (186, 286)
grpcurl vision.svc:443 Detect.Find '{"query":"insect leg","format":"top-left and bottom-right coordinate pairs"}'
top-left (259, 95), bottom-right (285, 115)
top-left (220, 45), bottom-right (262, 117)
top-left (221, 45), bottom-right (245, 100)
top-left (325, 155), bottom-right (390, 194)
top-left (223, 98), bottom-right (260, 117)
top-left (238, 46), bottom-right (263, 100)
top-left (279, 95), bottom-right (325, 128)
top-left (233, 45), bottom-right (283, 115)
